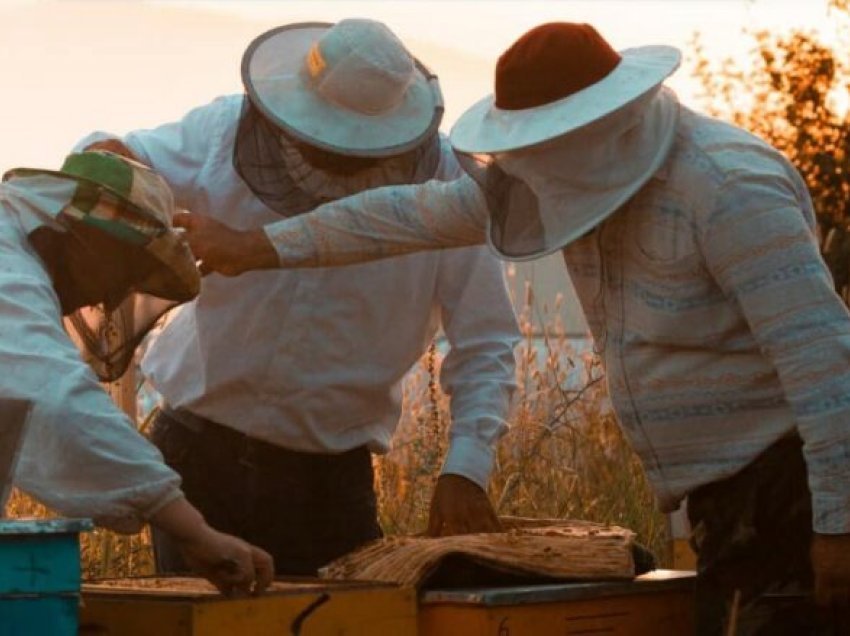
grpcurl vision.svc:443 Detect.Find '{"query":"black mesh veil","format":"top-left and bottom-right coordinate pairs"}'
top-left (28, 222), bottom-right (185, 384)
top-left (233, 97), bottom-right (320, 217)
top-left (64, 295), bottom-right (177, 383)
top-left (7, 149), bottom-right (200, 385)
top-left (233, 97), bottom-right (442, 217)
top-left (454, 151), bottom-right (548, 259)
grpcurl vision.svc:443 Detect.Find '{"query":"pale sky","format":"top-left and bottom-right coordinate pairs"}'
top-left (2, 0), bottom-right (838, 330)
top-left (0, 0), bottom-right (837, 174)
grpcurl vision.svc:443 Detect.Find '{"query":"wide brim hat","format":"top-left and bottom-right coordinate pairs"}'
top-left (448, 23), bottom-right (681, 262)
top-left (6, 151), bottom-right (200, 303)
top-left (451, 26), bottom-right (680, 154)
top-left (242, 20), bottom-right (444, 158)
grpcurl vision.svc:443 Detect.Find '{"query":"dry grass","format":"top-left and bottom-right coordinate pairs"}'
top-left (6, 281), bottom-right (670, 577)
top-left (376, 284), bottom-right (670, 564)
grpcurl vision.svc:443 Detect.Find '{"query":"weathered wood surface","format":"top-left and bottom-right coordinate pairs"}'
top-left (321, 518), bottom-right (635, 589)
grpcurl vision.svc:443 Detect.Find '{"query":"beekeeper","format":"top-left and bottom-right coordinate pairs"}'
top-left (178, 22), bottom-right (850, 633)
top-left (0, 150), bottom-right (273, 595)
top-left (77, 18), bottom-right (519, 576)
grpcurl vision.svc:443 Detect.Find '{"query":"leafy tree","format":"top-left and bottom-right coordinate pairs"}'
top-left (690, 0), bottom-right (850, 299)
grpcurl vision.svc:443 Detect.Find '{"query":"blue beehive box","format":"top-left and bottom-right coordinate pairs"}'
top-left (0, 518), bottom-right (92, 636)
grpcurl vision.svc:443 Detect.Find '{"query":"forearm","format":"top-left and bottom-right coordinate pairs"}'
top-left (149, 496), bottom-right (212, 542)
top-left (264, 176), bottom-right (489, 268)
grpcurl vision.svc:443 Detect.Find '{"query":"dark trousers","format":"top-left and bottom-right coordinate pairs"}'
top-left (687, 434), bottom-right (849, 635)
top-left (149, 407), bottom-right (383, 576)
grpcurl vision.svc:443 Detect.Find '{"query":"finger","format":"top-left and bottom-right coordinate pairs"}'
top-left (213, 580), bottom-right (248, 598)
top-left (482, 505), bottom-right (503, 532)
top-left (173, 212), bottom-right (195, 230)
top-left (451, 510), bottom-right (475, 534)
top-left (209, 577), bottom-right (235, 597)
top-left (85, 140), bottom-right (140, 161)
top-left (461, 516), bottom-right (480, 535)
top-left (470, 517), bottom-right (498, 534)
top-left (219, 572), bottom-right (254, 598)
top-left (213, 556), bottom-right (253, 590)
top-left (217, 557), bottom-right (240, 576)
top-left (426, 500), bottom-right (443, 537)
top-left (440, 520), bottom-right (462, 537)
top-left (252, 549), bottom-right (275, 595)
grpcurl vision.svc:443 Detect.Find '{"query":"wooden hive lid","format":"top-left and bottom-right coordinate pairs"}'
top-left (320, 517), bottom-right (636, 589)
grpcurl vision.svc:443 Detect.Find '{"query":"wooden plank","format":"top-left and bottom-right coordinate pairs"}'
top-left (79, 598), bottom-right (190, 636)
top-left (195, 586), bottom-right (417, 635)
top-left (80, 577), bottom-right (418, 635)
top-left (419, 589), bottom-right (695, 636)
top-left (419, 571), bottom-right (696, 636)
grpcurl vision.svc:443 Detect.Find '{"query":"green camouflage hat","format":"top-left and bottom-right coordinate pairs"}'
top-left (6, 151), bottom-right (200, 302)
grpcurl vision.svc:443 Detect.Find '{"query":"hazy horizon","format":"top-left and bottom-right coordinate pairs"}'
top-left (1, 0), bottom-right (835, 174)
top-left (2, 0), bottom-right (839, 331)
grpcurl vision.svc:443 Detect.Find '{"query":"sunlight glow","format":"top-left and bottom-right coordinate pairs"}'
top-left (0, 0), bottom-right (842, 174)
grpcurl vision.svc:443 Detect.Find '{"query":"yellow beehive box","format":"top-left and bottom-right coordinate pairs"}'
top-left (79, 576), bottom-right (417, 636)
top-left (418, 570), bottom-right (696, 636)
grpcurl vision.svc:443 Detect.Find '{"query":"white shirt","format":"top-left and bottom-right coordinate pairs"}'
top-left (0, 187), bottom-right (181, 531)
top-left (78, 95), bottom-right (519, 487)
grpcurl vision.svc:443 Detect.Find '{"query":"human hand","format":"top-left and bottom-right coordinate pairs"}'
top-left (83, 139), bottom-right (141, 162)
top-left (811, 533), bottom-right (850, 608)
top-left (175, 525), bottom-right (275, 597)
top-left (150, 497), bottom-right (274, 595)
top-left (173, 212), bottom-right (278, 276)
top-left (426, 474), bottom-right (502, 536)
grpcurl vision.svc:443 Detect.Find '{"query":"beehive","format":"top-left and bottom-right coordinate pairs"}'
top-left (0, 518), bottom-right (93, 636)
top-left (418, 569), bottom-right (696, 636)
top-left (79, 576), bottom-right (417, 636)
top-left (321, 518), bottom-right (637, 588)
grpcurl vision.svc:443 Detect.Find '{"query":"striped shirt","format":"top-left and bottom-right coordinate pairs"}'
top-left (264, 105), bottom-right (850, 534)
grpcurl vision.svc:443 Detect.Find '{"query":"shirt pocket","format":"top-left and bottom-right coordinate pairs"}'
top-left (625, 201), bottom-right (703, 276)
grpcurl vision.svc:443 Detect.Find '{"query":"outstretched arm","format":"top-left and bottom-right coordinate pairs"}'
top-left (175, 175), bottom-right (490, 275)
